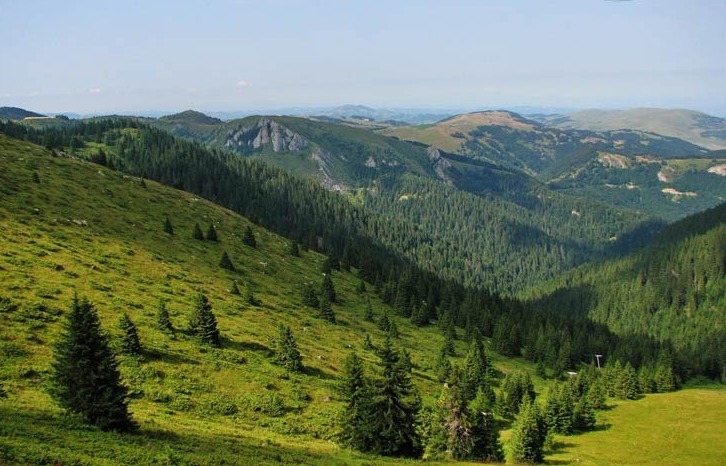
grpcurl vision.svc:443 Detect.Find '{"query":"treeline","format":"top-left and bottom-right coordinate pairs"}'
top-left (0, 119), bottom-right (710, 380)
top-left (526, 202), bottom-right (726, 380)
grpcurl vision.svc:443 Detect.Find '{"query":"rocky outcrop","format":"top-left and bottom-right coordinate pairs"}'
top-left (427, 146), bottom-right (453, 184)
top-left (224, 118), bottom-right (308, 152)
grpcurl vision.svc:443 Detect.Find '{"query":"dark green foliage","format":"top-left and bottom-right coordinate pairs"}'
top-left (435, 347), bottom-right (452, 383)
top-left (206, 223), bottom-right (218, 242)
top-left (32, 171), bottom-right (40, 184)
top-left (155, 299), bottom-right (173, 334)
top-left (319, 295), bottom-right (336, 323)
top-left (287, 241), bottom-right (300, 257)
top-left (367, 337), bottom-right (421, 457)
top-left (508, 394), bottom-right (547, 464)
top-left (219, 251), bottom-right (235, 271)
top-left (363, 334), bottom-right (375, 350)
top-left (363, 298), bottom-right (374, 322)
top-left (188, 293), bottom-right (221, 347)
top-left (387, 319), bottom-right (399, 339)
top-left (469, 387), bottom-right (504, 462)
top-left (229, 280), bottom-right (240, 295)
top-left (244, 285), bottom-right (259, 306)
top-left (0, 381), bottom-right (7, 398)
top-left (117, 313), bottom-right (142, 358)
top-left (50, 296), bottom-right (136, 432)
top-left (163, 216), bottom-right (174, 235)
top-left (273, 324), bottom-right (303, 373)
top-left (321, 274), bottom-right (337, 303)
top-left (442, 325), bottom-right (456, 357)
top-left (461, 329), bottom-right (490, 401)
top-left (422, 379), bottom-right (473, 460)
top-left (338, 353), bottom-right (375, 451)
top-left (544, 383), bottom-right (574, 435)
top-left (192, 223), bottom-right (204, 240)
top-left (242, 226), bottom-right (256, 248)
top-left (377, 310), bottom-right (391, 332)
top-left (301, 283), bottom-right (319, 308)
top-left (357, 279), bottom-right (367, 294)
top-left (499, 371), bottom-right (536, 418)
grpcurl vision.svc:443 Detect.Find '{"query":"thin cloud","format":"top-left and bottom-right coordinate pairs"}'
top-left (235, 80), bottom-right (250, 88)
top-left (89, 88), bottom-right (102, 94)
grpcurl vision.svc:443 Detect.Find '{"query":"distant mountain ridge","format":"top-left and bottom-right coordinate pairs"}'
top-left (0, 106), bottom-right (46, 120)
top-left (531, 108), bottom-right (726, 151)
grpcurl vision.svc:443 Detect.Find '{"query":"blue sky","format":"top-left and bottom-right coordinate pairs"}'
top-left (1, 0), bottom-right (724, 115)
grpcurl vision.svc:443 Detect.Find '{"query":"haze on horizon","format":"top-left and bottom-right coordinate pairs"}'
top-left (1, 0), bottom-right (724, 116)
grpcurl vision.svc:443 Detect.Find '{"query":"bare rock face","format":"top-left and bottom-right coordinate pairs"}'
top-left (427, 146), bottom-right (453, 184)
top-left (225, 118), bottom-right (308, 152)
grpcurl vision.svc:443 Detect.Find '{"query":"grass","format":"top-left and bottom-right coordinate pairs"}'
top-left (546, 388), bottom-right (726, 465)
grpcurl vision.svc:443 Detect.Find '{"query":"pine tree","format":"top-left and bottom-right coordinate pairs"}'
top-left (363, 298), bottom-right (375, 322)
top-left (435, 346), bottom-right (452, 383)
top-left (156, 299), bottom-right (174, 334)
top-left (192, 222), bottom-right (204, 240)
top-left (423, 379), bottom-right (474, 460)
top-left (287, 241), bottom-right (300, 257)
top-left (499, 371), bottom-right (536, 418)
top-left (118, 313), bottom-right (142, 358)
top-left (32, 171), bottom-right (40, 184)
top-left (319, 294), bottom-right (336, 323)
top-left (387, 319), bottom-right (399, 339)
top-left (206, 223), bottom-right (218, 242)
top-left (188, 293), bottom-right (221, 347)
top-left (242, 225), bottom-right (256, 248)
top-left (357, 279), bottom-right (367, 294)
top-left (219, 251), bottom-right (235, 271)
top-left (321, 273), bottom-right (337, 303)
top-left (469, 386), bottom-right (504, 462)
top-left (273, 324), bottom-right (303, 373)
top-left (244, 284), bottom-right (259, 306)
top-left (50, 296), bottom-right (136, 432)
top-left (301, 283), bottom-right (319, 308)
top-left (378, 310), bottom-right (391, 332)
top-left (508, 394), bottom-right (546, 464)
top-left (442, 325), bottom-right (456, 357)
top-left (368, 337), bottom-right (421, 457)
top-left (461, 329), bottom-right (490, 401)
top-left (164, 216), bottom-right (174, 235)
top-left (339, 353), bottom-right (375, 451)
top-left (229, 280), bottom-right (240, 295)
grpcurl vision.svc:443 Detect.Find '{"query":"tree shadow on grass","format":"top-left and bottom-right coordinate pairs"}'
top-left (220, 336), bottom-right (270, 354)
top-left (144, 347), bottom-right (200, 365)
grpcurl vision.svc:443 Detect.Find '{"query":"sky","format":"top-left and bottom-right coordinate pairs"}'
top-left (1, 0), bottom-right (725, 116)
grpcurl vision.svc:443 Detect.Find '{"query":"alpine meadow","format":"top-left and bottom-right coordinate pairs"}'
top-left (1, 1), bottom-right (726, 465)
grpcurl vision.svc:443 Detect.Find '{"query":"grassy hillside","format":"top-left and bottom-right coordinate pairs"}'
top-left (547, 388), bottom-right (726, 465)
top-left (0, 133), bottom-right (459, 464)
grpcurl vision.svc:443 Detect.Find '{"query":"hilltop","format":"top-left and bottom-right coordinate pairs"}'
top-left (0, 106), bottom-right (47, 120)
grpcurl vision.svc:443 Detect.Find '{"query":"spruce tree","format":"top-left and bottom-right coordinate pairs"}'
top-left (387, 319), bottom-right (399, 339)
top-left (242, 225), bottom-right (256, 248)
top-left (244, 284), bottom-right (259, 306)
top-left (461, 329), bottom-right (490, 401)
top-left (368, 337), bottom-right (421, 457)
top-left (363, 298), bottom-right (375, 322)
top-left (188, 293), bottom-right (221, 347)
top-left (156, 299), bottom-right (174, 334)
top-left (357, 279), bottom-right (367, 294)
top-left (192, 222), bottom-right (204, 240)
top-left (118, 313), bottom-right (142, 358)
top-left (378, 310), bottom-right (391, 332)
top-left (302, 283), bottom-right (319, 308)
top-left (229, 280), bottom-right (240, 295)
top-left (469, 386), bottom-right (504, 462)
top-left (273, 324), bottom-right (303, 373)
top-left (163, 216), bottom-right (174, 235)
top-left (442, 325), bottom-right (456, 357)
top-left (219, 251), bottom-right (235, 271)
top-left (435, 346), bottom-right (452, 383)
top-left (287, 241), bottom-right (300, 257)
top-left (508, 394), bottom-right (546, 464)
top-left (206, 223), bottom-right (218, 242)
top-left (339, 353), bottom-right (375, 451)
top-left (321, 273), bottom-right (337, 303)
top-left (319, 294), bottom-right (336, 323)
top-left (50, 296), bottom-right (136, 432)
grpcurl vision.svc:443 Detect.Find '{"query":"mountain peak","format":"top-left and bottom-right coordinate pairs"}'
top-left (160, 109), bottom-right (222, 125)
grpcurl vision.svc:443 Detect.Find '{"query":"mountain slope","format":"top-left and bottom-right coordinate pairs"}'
top-left (385, 111), bottom-right (726, 221)
top-left (3, 117), bottom-right (664, 293)
top-left (524, 202), bottom-right (726, 379)
top-left (0, 132), bottom-right (456, 463)
top-left (533, 108), bottom-right (726, 151)
top-left (0, 106), bottom-right (46, 120)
